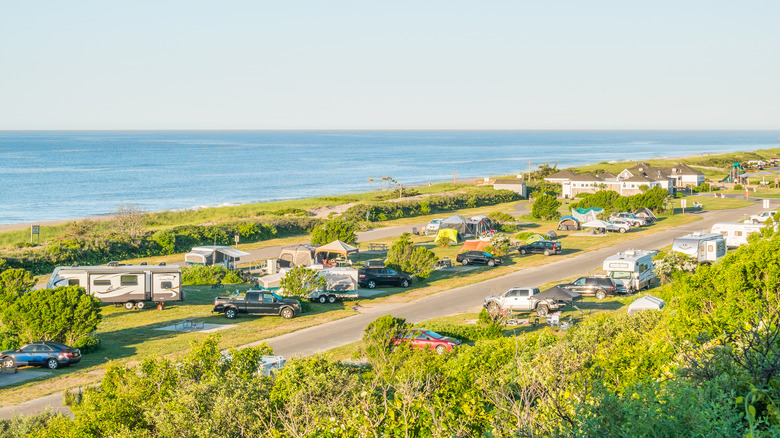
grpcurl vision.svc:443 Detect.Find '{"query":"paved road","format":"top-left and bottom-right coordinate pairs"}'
top-left (0, 201), bottom-right (766, 419)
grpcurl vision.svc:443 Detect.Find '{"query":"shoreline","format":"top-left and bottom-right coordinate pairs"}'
top-left (0, 148), bottom-right (770, 233)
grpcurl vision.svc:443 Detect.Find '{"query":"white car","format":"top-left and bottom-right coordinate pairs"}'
top-left (746, 211), bottom-right (778, 224)
top-left (606, 220), bottom-right (632, 233)
top-left (426, 218), bottom-right (444, 234)
top-left (609, 212), bottom-right (647, 227)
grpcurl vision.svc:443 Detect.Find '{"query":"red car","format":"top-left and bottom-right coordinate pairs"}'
top-left (392, 329), bottom-right (461, 354)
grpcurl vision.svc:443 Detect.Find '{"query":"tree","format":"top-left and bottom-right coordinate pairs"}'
top-left (653, 250), bottom-right (697, 284)
top-left (112, 204), bottom-right (147, 238)
top-left (488, 233), bottom-right (511, 256)
top-left (279, 265), bottom-right (326, 297)
top-left (385, 233), bottom-right (438, 280)
top-left (531, 194), bottom-right (562, 220)
top-left (0, 268), bottom-right (35, 307)
top-left (310, 218), bottom-right (358, 245)
top-left (1, 286), bottom-right (101, 345)
top-left (362, 315), bottom-right (408, 362)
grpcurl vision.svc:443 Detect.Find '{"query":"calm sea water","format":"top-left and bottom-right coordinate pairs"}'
top-left (0, 131), bottom-right (777, 224)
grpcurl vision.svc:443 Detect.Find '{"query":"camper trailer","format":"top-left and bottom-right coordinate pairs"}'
top-left (47, 264), bottom-right (182, 310)
top-left (602, 249), bottom-right (658, 292)
top-left (672, 232), bottom-right (727, 263)
top-left (711, 222), bottom-right (765, 247)
top-left (185, 246), bottom-right (250, 270)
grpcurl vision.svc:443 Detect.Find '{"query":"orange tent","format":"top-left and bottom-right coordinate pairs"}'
top-left (459, 240), bottom-right (491, 253)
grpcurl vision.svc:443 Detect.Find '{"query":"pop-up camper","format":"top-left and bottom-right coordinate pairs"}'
top-left (185, 246), bottom-right (251, 270)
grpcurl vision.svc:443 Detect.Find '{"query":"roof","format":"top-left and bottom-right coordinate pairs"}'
top-left (314, 240), bottom-right (358, 255)
top-left (545, 169), bottom-right (579, 180)
top-left (189, 246), bottom-right (251, 258)
top-left (626, 162), bottom-right (703, 179)
top-left (493, 178), bottom-right (526, 185)
top-left (623, 174), bottom-right (657, 183)
top-left (597, 171), bottom-right (616, 178)
top-left (54, 264), bottom-right (181, 274)
top-left (571, 174), bottom-right (603, 182)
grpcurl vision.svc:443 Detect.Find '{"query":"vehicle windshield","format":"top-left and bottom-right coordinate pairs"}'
top-left (609, 271), bottom-right (632, 279)
top-left (424, 330), bottom-right (443, 339)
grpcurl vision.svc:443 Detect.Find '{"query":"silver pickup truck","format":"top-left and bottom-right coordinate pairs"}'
top-left (483, 287), bottom-right (564, 316)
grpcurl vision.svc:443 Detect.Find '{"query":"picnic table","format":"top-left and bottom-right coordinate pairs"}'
top-left (367, 243), bottom-right (388, 251)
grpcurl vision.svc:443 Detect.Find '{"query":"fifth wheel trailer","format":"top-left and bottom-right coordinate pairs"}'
top-left (47, 264), bottom-right (182, 309)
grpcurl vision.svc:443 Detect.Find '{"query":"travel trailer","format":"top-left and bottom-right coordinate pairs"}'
top-left (672, 232), bottom-right (727, 263)
top-left (602, 249), bottom-right (658, 292)
top-left (711, 222), bottom-right (765, 247)
top-left (47, 264), bottom-right (182, 310)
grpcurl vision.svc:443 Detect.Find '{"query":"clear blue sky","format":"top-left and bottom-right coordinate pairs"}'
top-left (1, 1), bottom-right (778, 130)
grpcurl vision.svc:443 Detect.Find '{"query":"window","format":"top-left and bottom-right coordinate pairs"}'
top-left (120, 275), bottom-right (138, 286)
top-left (573, 278), bottom-right (586, 286)
top-left (161, 281), bottom-right (172, 289)
top-left (735, 231), bottom-right (743, 237)
top-left (262, 294), bottom-right (274, 304)
top-left (517, 289), bottom-right (530, 297)
top-left (505, 290), bottom-right (517, 298)
top-left (93, 279), bottom-right (111, 286)
top-left (387, 269), bottom-right (397, 275)
top-left (68, 279), bottom-right (80, 286)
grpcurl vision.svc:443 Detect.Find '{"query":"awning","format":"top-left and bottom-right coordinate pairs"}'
top-left (314, 240), bottom-right (359, 258)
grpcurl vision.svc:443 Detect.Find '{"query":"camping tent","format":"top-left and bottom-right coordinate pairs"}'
top-left (314, 240), bottom-right (359, 259)
top-left (536, 286), bottom-right (580, 302)
top-left (278, 244), bottom-right (317, 267)
top-left (441, 215), bottom-right (469, 235)
top-left (557, 215), bottom-right (580, 231)
top-left (571, 207), bottom-right (604, 223)
top-left (524, 233), bottom-right (547, 243)
top-left (634, 207), bottom-right (657, 223)
top-left (466, 216), bottom-right (493, 236)
top-left (184, 246), bottom-right (251, 270)
top-left (581, 219), bottom-right (612, 233)
top-left (434, 228), bottom-right (461, 245)
top-left (459, 240), bottom-right (491, 253)
top-left (627, 295), bottom-right (665, 316)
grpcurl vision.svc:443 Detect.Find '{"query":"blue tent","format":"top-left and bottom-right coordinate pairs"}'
top-left (557, 215), bottom-right (580, 231)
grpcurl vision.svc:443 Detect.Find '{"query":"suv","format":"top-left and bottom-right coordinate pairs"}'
top-left (358, 267), bottom-right (412, 289)
top-left (517, 240), bottom-right (561, 256)
top-left (455, 251), bottom-right (503, 267)
top-left (557, 276), bottom-right (618, 299)
top-left (609, 212), bottom-right (647, 227)
top-left (1, 341), bottom-right (81, 370)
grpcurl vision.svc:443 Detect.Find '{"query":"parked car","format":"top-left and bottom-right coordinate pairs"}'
top-left (609, 212), bottom-right (647, 227)
top-left (747, 211), bottom-right (778, 224)
top-left (358, 267), bottom-right (412, 289)
top-left (483, 286), bottom-right (565, 316)
top-left (391, 328), bottom-right (461, 354)
top-left (426, 218), bottom-right (444, 234)
top-left (213, 290), bottom-right (301, 319)
top-left (517, 240), bottom-right (561, 256)
top-left (1, 341), bottom-right (81, 370)
top-left (557, 276), bottom-right (619, 299)
top-left (455, 251), bottom-right (503, 266)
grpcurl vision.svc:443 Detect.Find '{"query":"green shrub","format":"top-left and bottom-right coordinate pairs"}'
top-left (310, 219), bottom-right (358, 245)
top-left (413, 322), bottom-right (503, 342)
top-left (734, 184), bottom-right (743, 190)
top-left (531, 194), bottom-right (561, 220)
top-left (72, 333), bottom-right (101, 354)
top-left (0, 411), bottom-right (62, 438)
top-left (182, 265), bottom-right (243, 285)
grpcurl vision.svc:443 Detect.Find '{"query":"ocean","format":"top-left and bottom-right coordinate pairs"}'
top-left (0, 131), bottom-right (777, 225)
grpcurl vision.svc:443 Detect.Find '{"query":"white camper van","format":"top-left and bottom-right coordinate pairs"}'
top-left (710, 222), bottom-right (764, 247)
top-left (47, 264), bottom-right (182, 310)
top-left (672, 232), bottom-right (726, 263)
top-left (602, 249), bottom-right (658, 292)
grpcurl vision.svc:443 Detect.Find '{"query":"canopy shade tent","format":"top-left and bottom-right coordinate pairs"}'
top-left (557, 215), bottom-right (580, 231)
top-left (627, 295), bottom-right (665, 316)
top-left (571, 207), bottom-right (603, 223)
top-left (536, 286), bottom-right (581, 302)
top-left (434, 228), bottom-right (461, 245)
top-left (278, 244), bottom-right (317, 267)
top-left (184, 245), bottom-right (251, 269)
top-left (581, 219), bottom-right (613, 233)
top-left (459, 240), bottom-right (491, 253)
top-left (314, 240), bottom-right (359, 258)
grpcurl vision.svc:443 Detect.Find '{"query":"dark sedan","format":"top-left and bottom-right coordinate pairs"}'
top-left (391, 329), bottom-right (461, 354)
top-left (455, 251), bottom-right (503, 267)
top-left (1, 341), bottom-right (81, 370)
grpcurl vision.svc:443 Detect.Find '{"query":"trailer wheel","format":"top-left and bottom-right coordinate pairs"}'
top-left (318, 295), bottom-right (328, 304)
top-left (225, 308), bottom-right (238, 319)
top-left (135, 301), bottom-right (146, 310)
top-left (123, 302), bottom-right (135, 310)
top-left (327, 295), bottom-right (338, 304)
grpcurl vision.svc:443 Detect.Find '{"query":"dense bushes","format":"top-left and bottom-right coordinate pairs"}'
top-left (181, 265), bottom-right (244, 285)
top-left (571, 186), bottom-right (670, 214)
top-left (310, 218), bottom-right (358, 245)
top-left (341, 188), bottom-right (522, 223)
top-left (531, 194), bottom-right (562, 219)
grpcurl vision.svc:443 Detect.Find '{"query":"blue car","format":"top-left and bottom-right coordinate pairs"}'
top-left (1, 341), bottom-right (81, 370)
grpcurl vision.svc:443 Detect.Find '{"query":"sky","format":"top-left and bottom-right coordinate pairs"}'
top-left (1, 1), bottom-right (778, 130)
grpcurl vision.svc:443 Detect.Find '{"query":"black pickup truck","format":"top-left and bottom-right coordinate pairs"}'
top-left (213, 290), bottom-right (301, 319)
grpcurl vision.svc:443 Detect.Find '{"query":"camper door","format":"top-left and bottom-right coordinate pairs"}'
top-left (151, 272), bottom-right (181, 302)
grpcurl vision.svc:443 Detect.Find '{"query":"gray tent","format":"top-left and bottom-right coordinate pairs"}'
top-left (634, 207), bottom-right (657, 223)
top-left (627, 295), bottom-right (665, 316)
top-left (441, 214), bottom-right (469, 236)
top-left (536, 286), bottom-right (581, 302)
top-left (278, 244), bottom-right (317, 268)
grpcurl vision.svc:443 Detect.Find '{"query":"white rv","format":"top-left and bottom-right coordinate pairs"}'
top-left (711, 222), bottom-right (765, 247)
top-left (602, 249), bottom-right (658, 292)
top-left (672, 232), bottom-right (726, 263)
top-left (47, 264), bottom-right (182, 309)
